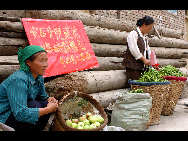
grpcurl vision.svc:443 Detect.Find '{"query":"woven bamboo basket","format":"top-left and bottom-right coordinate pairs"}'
top-left (129, 80), bottom-right (171, 127)
top-left (53, 93), bottom-right (108, 131)
top-left (161, 78), bottom-right (186, 116)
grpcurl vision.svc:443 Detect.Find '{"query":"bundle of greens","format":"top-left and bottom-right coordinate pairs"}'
top-left (159, 65), bottom-right (185, 77)
top-left (137, 67), bottom-right (166, 82)
top-left (129, 89), bottom-right (144, 93)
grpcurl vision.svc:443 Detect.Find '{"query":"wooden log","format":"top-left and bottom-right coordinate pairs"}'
top-left (0, 55), bottom-right (185, 73)
top-left (93, 57), bottom-right (186, 71)
top-left (0, 55), bottom-right (125, 70)
top-left (25, 10), bottom-right (67, 20)
top-left (0, 32), bottom-right (26, 38)
top-left (25, 10), bottom-right (134, 32)
top-left (0, 37), bottom-right (29, 46)
top-left (0, 16), bottom-right (21, 22)
top-left (85, 26), bottom-right (188, 48)
top-left (89, 88), bottom-right (130, 108)
top-left (0, 19), bottom-right (187, 49)
top-left (0, 45), bottom-right (22, 56)
top-left (84, 26), bottom-right (128, 45)
top-left (25, 10), bottom-right (182, 39)
top-left (92, 43), bottom-right (188, 59)
top-left (0, 56), bottom-right (185, 82)
top-left (91, 43), bottom-right (126, 57)
top-left (0, 55), bottom-right (18, 65)
top-left (148, 36), bottom-right (188, 49)
top-left (2, 41), bottom-right (187, 59)
top-left (0, 65), bottom-right (20, 79)
top-left (149, 27), bottom-right (182, 39)
top-left (158, 58), bottom-right (187, 68)
top-left (44, 70), bottom-right (127, 100)
top-left (93, 57), bottom-right (125, 71)
top-left (95, 57), bottom-right (186, 70)
top-left (0, 21), bottom-right (25, 33)
top-left (152, 47), bottom-right (188, 59)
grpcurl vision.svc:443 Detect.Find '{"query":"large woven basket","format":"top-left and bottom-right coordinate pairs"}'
top-left (128, 80), bottom-right (171, 127)
top-left (161, 76), bottom-right (186, 116)
top-left (53, 93), bottom-right (108, 131)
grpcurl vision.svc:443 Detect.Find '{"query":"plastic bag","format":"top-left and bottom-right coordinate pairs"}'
top-left (102, 125), bottom-right (125, 131)
top-left (111, 91), bottom-right (152, 131)
top-left (0, 122), bottom-right (14, 131)
top-left (150, 49), bottom-right (159, 66)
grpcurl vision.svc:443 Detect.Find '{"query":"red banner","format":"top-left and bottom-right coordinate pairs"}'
top-left (22, 18), bottom-right (99, 78)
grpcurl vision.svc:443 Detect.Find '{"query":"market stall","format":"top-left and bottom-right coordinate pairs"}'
top-left (1, 11), bottom-right (188, 131)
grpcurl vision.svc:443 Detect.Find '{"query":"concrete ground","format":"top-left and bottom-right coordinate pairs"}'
top-left (147, 98), bottom-right (188, 131)
top-left (1, 95), bottom-right (188, 131)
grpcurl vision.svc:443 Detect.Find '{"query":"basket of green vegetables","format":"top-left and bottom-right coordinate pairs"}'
top-left (128, 67), bottom-right (171, 126)
top-left (159, 65), bottom-right (187, 116)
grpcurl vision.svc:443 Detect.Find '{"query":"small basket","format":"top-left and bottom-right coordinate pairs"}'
top-left (128, 80), bottom-right (171, 127)
top-left (161, 76), bottom-right (186, 116)
top-left (53, 93), bottom-right (108, 131)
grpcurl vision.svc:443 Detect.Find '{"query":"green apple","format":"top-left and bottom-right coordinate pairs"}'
top-left (77, 126), bottom-right (83, 129)
top-left (93, 115), bottom-right (99, 119)
top-left (72, 119), bottom-right (78, 124)
top-left (78, 122), bottom-right (84, 127)
top-left (83, 125), bottom-right (90, 129)
top-left (83, 119), bottom-right (90, 126)
top-left (88, 115), bottom-right (93, 120)
top-left (66, 120), bottom-right (72, 127)
top-left (97, 117), bottom-right (104, 124)
top-left (71, 123), bottom-right (78, 128)
top-left (82, 115), bottom-right (86, 118)
top-left (94, 122), bottom-right (100, 127)
top-left (89, 117), bottom-right (98, 124)
top-left (79, 116), bottom-right (86, 122)
top-left (90, 124), bottom-right (97, 129)
top-left (86, 112), bottom-right (92, 119)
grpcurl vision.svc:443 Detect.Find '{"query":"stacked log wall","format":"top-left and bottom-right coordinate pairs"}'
top-left (1, 10), bottom-right (188, 107)
top-left (26, 10), bottom-right (188, 106)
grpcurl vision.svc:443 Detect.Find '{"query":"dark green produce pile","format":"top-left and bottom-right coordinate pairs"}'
top-left (137, 67), bottom-right (166, 82)
top-left (159, 65), bottom-right (185, 77)
top-left (129, 89), bottom-right (144, 93)
top-left (137, 65), bottom-right (185, 82)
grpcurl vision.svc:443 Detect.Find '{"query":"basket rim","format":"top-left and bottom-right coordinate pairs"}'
top-left (55, 93), bottom-right (108, 131)
top-left (162, 76), bottom-right (187, 81)
top-left (128, 79), bottom-right (171, 86)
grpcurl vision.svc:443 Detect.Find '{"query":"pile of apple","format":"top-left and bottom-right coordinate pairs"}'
top-left (65, 112), bottom-right (104, 129)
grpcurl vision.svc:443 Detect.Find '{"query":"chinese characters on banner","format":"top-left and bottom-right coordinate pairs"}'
top-left (22, 18), bottom-right (99, 78)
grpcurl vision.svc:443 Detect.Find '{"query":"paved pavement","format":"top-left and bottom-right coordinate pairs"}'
top-left (147, 98), bottom-right (188, 131)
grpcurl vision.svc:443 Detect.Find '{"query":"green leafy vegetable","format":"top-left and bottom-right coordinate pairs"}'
top-left (129, 89), bottom-right (144, 93)
top-left (159, 65), bottom-right (185, 77)
top-left (137, 67), bottom-right (166, 82)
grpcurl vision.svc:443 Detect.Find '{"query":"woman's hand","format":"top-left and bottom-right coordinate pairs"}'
top-left (39, 97), bottom-right (58, 117)
top-left (46, 101), bottom-right (58, 113)
top-left (140, 56), bottom-right (151, 66)
top-left (153, 66), bottom-right (160, 71)
top-left (46, 97), bottom-right (58, 103)
top-left (46, 97), bottom-right (58, 113)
